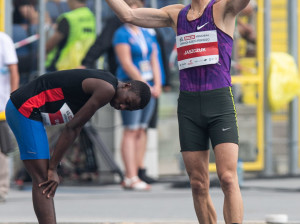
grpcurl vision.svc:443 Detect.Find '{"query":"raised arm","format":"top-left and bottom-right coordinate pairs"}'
top-left (105, 0), bottom-right (184, 30)
top-left (227, 0), bottom-right (251, 16)
top-left (214, 0), bottom-right (250, 38)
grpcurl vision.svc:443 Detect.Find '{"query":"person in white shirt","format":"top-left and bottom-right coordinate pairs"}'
top-left (0, 32), bottom-right (20, 202)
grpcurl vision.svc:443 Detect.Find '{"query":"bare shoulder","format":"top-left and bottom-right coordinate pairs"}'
top-left (161, 4), bottom-right (185, 11)
top-left (161, 4), bottom-right (185, 17)
top-left (161, 4), bottom-right (185, 30)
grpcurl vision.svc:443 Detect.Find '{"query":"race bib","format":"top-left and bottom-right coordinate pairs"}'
top-left (41, 103), bottom-right (74, 126)
top-left (176, 30), bottom-right (219, 70)
top-left (139, 60), bottom-right (153, 81)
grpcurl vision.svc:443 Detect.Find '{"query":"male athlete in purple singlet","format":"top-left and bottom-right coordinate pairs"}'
top-left (104, 0), bottom-right (250, 223)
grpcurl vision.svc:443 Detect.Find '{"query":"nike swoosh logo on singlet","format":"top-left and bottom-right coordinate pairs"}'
top-left (197, 22), bottom-right (209, 31)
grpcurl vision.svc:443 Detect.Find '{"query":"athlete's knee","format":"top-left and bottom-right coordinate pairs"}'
top-left (218, 171), bottom-right (237, 192)
top-left (23, 162), bottom-right (48, 184)
top-left (30, 171), bottom-right (48, 184)
top-left (189, 176), bottom-right (210, 196)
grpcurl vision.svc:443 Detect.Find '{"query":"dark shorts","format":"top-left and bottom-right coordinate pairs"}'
top-left (177, 87), bottom-right (239, 151)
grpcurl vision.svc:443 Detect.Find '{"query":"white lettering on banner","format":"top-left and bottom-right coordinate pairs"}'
top-left (184, 48), bottom-right (206, 55)
top-left (41, 103), bottom-right (74, 126)
top-left (176, 30), bottom-right (219, 70)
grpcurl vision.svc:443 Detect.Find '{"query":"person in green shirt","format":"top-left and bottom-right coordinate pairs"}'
top-left (46, 0), bottom-right (96, 71)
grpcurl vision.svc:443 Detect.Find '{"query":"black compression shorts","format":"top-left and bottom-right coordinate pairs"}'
top-left (177, 87), bottom-right (239, 151)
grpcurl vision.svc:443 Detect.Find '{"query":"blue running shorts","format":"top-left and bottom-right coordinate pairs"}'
top-left (5, 99), bottom-right (50, 160)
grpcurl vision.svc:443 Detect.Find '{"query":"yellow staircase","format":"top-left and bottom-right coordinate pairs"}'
top-left (271, 0), bottom-right (288, 52)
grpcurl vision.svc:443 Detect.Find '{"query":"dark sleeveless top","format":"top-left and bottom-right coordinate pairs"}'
top-left (10, 69), bottom-right (118, 121)
top-left (177, 0), bottom-right (233, 91)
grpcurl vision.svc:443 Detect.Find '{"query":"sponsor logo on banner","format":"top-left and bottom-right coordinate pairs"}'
top-left (184, 35), bottom-right (195, 41)
top-left (188, 60), bottom-right (194, 66)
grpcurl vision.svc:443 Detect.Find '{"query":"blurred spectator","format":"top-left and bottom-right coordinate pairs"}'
top-left (13, 0), bottom-right (39, 25)
top-left (0, 32), bottom-right (20, 202)
top-left (13, 0), bottom-right (51, 84)
top-left (46, 0), bottom-right (70, 23)
top-left (80, 14), bottom-right (172, 91)
top-left (138, 28), bottom-right (164, 184)
top-left (80, 14), bottom-right (122, 73)
top-left (141, 28), bottom-right (165, 184)
top-left (13, 0), bottom-right (52, 52)
top-left (146, 28), bottom-right (171, 91)
top-left (113, 0), bottom-right (161, 190)
top-left (236, 0), bottom-right (257, 57)
top-left (46, 0), bottom-right (96, 71)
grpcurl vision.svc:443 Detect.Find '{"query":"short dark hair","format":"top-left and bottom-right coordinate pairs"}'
top-left (127, 80), bottom-right (151, 109)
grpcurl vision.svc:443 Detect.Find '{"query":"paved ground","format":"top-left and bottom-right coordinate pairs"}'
top-left (0, 176), bottom-right (300, 224)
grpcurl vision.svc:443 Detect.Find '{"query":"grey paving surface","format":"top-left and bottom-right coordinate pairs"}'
top-left (0, 176), bottom-right (300, 224)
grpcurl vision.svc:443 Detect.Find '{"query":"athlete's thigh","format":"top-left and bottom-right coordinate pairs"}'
top-left (23, 159), bottom-right (49, 183)
top-left (182, 150), bottom-right (210, 179)
top-left (214, 143), bottom-right (238, 176)
top-left (177, 91), bottom-right (209, 151)
top-left (206, 87), bottom-right (239, 149)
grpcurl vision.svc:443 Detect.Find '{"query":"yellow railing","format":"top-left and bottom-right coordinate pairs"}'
top-left (0, 0), bottom-right (5, 121)
top-left (298, 0), bottom-right (300, 168)
top-left (253, 0), bottom-right (265, 172)
top-left (0, 0), bottom-right (4, 32)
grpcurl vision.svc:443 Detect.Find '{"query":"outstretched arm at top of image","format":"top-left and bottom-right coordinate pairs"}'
top-left (105, 0), bottom-right (184, 30)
